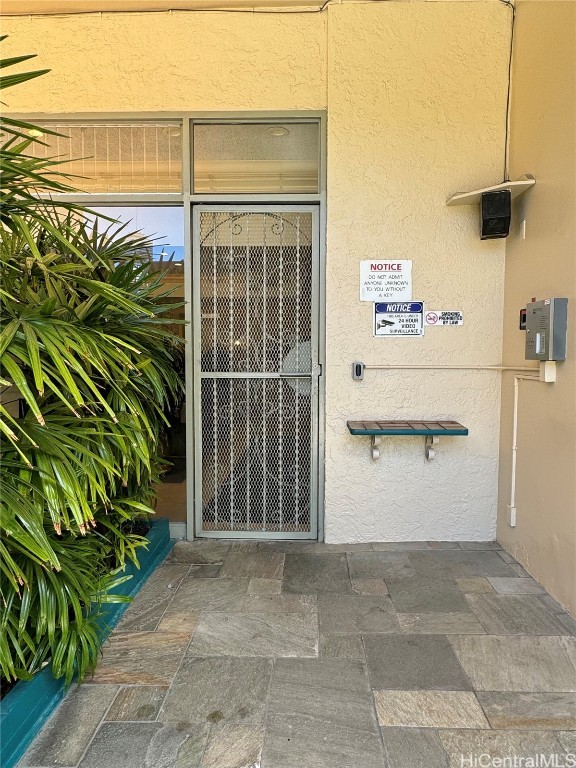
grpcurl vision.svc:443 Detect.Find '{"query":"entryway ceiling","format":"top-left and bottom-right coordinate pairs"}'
top-left (1, 0), bottom-right (325, 13)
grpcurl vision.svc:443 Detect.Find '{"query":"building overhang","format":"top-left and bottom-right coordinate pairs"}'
top-left (1, 0), bottom-right (326, 14)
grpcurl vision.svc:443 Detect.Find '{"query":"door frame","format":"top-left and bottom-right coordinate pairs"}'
top-left (183, 111), bottom-right (327, 541)
top-left (191, 204), bottom-right (322, 539)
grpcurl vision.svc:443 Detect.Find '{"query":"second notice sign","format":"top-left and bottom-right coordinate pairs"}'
top-left (374, 302), bottom-right (424, 337)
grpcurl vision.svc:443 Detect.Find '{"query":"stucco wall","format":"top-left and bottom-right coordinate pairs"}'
top-left (2, 2), bottom-right (511, 542)
top-left (325, 2), bottom-right (509, 542)
top-left (0, 12), bottom-right (326, 111)
top-left (497, 1), bottom-right (576, 615)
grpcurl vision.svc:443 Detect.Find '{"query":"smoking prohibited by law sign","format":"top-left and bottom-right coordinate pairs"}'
top-left (425, 310), bottom-right (464, 326)
top-left (360, 260), bottom-right (412, 302)
top-left (374, 302), bottom-right (424, 337)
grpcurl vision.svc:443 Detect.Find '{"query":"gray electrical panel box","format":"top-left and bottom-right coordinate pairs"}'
top-left (525, 298), bottom-right (568, 361)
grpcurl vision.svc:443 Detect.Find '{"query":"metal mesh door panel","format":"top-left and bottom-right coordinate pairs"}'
top-left (198, 210), bottom-right (315, 536)
top-left (201, 377), bottom-right (311, 532)
top-left (200, 211), bottom-right (312, 374)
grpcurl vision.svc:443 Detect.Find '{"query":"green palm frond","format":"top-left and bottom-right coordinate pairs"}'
top-left (0, 40), bottom-right (185, 687)
top-left (0, 529), bottom-right (142, 685)
top-left (0, 39), bottom-right (82, 225)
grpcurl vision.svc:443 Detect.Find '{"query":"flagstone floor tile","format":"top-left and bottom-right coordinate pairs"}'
top-left (558, 731), bottom-right (576, 753)
top-left (188, 564), bottom-right (222, 578)
top-left (78, 721), bottom-right (210, 768)
top-left (187, 611), bottom-right (318, 657)
top-left (167, 540), bottom-right (231, 564)
top-left (559, 612), bottom-right (576, 635)
top-left (487, 576), bottom-right (545, 595)
top-left (408, 550), bottom-right (516, 579)
top-left (387, 576), bottom-right (471, 614)
top-left (161, 578), bottom-right (250, 615)
top-left (219, 550), bottom-right (285, 579)
top-left (347, 552), bottom-right (416, 580)
top-left (465, 594), bottom-right (569, 635)
top-left (319, 633), bottom-right (365, 658)
top-left (372, 542), bottom-right (431, 551)
top-left (115, 564), bottom-right (189, 632)
top-left (364, 634), bottom-right (473, 691)
top-left (261, 713), bottom-right (387, 768)
top-left (19, 685), bottom-right (119, 768)
top-left (381, 727), bottom-right (450, 768)
top-left (282, 553), bottom-right (351, 594)
top-left (397, 612), bottom-right (485, 634)
top-left (318, 593), bottom-right (400, 634)
top-left (314, 542), bottom-right (375, 552)
top-left (239, 593), bottom-right (317, 614)
top-left (200, 724), bottom-right (264, 768)
top-left (438, 729), bottom-right (567, 768)
top-left (248, 577), bottom-right (282, 594)
top-left (351, 578), bottom-right (389, 595)
top-left (448, 635), bottom-right (576, 691)
top-left (540, 594), bottom-right (566, 613)
top-left (159, 657), bottom-right (273, 725)
top-left (374, 690), bottom-right (489, 729)
top-left (156, 610), bottom-right (200, 634)
top-left (105, 685), bottom-right (168, 721)
top-left (89, 631), bottom-right (190, 685)
top-left (17, 542), bottom-right (576, 768)
top-left (562, 636), bottom-right (576, 666)
top-left (456, 577), bottom-right (494, 593)
top-left (509, 563), bottom-right (532, 577)
top-left (257, 541), bottom-right (317, 553)
top-left (476, 691), bottom-right (576, 730)
top-left (267, 658), bottom-right (379, 734)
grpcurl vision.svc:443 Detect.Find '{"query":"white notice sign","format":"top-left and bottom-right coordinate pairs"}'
top-left (425, 310), bottom-right (464, 326)
top-left (374, 302), bottom-right (424, 337)
top-left (360, 260), bottom-right (412, 302)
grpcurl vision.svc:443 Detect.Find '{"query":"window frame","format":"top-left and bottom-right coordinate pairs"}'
top-left (14, 111), bottom-right (326, 204)
top-left (10, 110), bottom-right (327, 542)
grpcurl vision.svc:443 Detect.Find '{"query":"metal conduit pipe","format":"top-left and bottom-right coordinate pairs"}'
top-left (357, 362), bottom-right (556, 531)
top-left (508, 373), bottom-right (540, 527)
top-left (363, 364), bottom-right (539, 372)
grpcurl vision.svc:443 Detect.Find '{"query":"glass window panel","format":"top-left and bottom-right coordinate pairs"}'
top-left (90, 206), bottom-right (184, 262)
top-left (193, 122), bottom-right (319, 194)
top-left (89, 205), bottom-right (185, 318)
top-left (27, 122), bottom-right (182, 193)
top-left (90, 206), bottom-right (187, 522)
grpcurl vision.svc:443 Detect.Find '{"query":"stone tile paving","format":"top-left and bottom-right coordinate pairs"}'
top-left (19, 540), bottom-right (576, 768)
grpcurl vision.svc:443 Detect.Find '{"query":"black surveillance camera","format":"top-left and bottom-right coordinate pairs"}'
top-left (480, 190), bottom-right (511, 239)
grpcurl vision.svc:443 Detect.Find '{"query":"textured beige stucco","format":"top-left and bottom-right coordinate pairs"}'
top-left (325, 2), bottom-right (509, 542)
top-left (3, 2), bottom-right (511, 542)
top-left (0, 13), bottom-right (326, 111)
top-left (497, 1), bottom-right (576, 615)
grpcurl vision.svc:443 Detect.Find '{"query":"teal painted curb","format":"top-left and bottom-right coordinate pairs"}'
top-left (0, 518), bottom-right (174, 768)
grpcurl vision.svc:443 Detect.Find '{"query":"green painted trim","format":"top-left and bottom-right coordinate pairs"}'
top-left (0, 518), bottom-right (174, 768)
top-left (347, 427), bottom-right (469, 436)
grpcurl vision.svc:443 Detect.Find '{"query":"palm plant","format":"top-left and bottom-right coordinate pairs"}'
top-left (0, 37), bottom-right (81, 227)
top-left (0, 44), bottom-right (184, 686)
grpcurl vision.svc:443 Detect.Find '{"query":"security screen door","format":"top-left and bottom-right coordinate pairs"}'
top-left (193, 206), bottom-right (320, 538)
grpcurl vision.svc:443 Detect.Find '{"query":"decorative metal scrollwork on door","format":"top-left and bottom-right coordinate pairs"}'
top-left (199, 210), bottom-right (315, 534)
